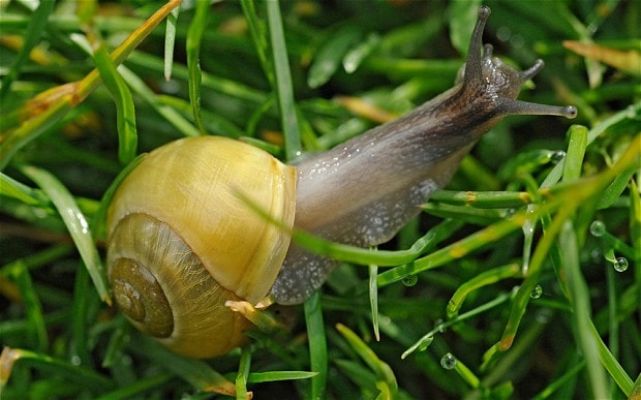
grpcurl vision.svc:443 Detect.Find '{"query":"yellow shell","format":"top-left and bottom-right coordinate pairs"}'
top-left (106, 136), bottom-right (297, 358)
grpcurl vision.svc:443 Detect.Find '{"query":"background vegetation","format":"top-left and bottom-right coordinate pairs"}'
top-left (1, 0), bottom-right (639, 399)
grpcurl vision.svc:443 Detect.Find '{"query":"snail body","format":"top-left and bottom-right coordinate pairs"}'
top-left (107, 6), bottom-right (576, 358)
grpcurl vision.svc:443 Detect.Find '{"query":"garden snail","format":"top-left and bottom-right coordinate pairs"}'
top-left (106, 6), bottom-right (577, 358)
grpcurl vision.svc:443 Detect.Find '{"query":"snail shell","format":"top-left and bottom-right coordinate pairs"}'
top-left (107, 136), bottom-right (296, 357)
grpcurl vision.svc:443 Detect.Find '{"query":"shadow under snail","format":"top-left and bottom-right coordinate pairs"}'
top-left (106, 6), bottom-right (577, 358)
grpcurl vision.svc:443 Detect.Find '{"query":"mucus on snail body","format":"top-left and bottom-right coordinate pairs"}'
top-left (106, 6), bottom-right (577, 358)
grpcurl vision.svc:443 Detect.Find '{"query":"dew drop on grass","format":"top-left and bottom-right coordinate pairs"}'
top-left (590, 220), bottom-right (606, 237)
top-left (530, 284), bottom-right (543, 299)
top-left (551, 150), bottom-right (566, 163)
top-left (402, 275), bottom-right (418, 287)
top-left (440, 353), bottom-right (456, 370)
top-left (613, 257), bottom-right (629, 272)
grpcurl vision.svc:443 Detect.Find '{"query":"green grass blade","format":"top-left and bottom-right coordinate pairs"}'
top-left (266, 0), bottom-right (301, 161)
top-left (446, 263), bottom-right (521, 318)
top-left (240, 0), bottom-right (273, 85)
top-left (559, 221), bottom-right (609, 399)
top-left (93, 44), bottom-right (138, 164)
top-left (304, 291), bottom-right (328, 400)
top-left (118, 66), bottom-right (200, 137)
top-left (0, 0), bottom-right (54, 99)
top-left (163, 6), bottom-right (180, 81)
top-left (247, 371), bottom-right (318, 384)
top-left (336, 323), bottom-right (397, 396)
top-left (235, 347), bottom-right (251, 400)
top-left (307, 26), bottom-right (361, 88)
top-left (186, 0), bottom-right (209, 133)
top-left (6, 261), bottom-right (48, 352)
top-left (20, 165), bottom-right (111, 305)
top-left (369, 262), bottom-right (380, 341)
top-left (0, 347), bottom-right (113, 389)
top-left (91, 153), bottom-right (146, 241)
top-left (131, 337), bottom-right (235, 396)
top-left (562, 125), bottom-right (588, 182)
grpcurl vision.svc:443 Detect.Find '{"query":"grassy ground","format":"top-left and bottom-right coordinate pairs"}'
top-left (1, 0), bottom-right (640, 399)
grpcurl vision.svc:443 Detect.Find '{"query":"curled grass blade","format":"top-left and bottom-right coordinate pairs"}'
top-left (20, 165), bottom-right (110, 305)
top-left (446, 263), bottom-right (521, 318)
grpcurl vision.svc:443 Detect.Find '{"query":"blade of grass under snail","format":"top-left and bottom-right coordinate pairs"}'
top-left (234, 188), bottom-right (464, 266)
top-left (0, 0), bottom-right (54, 99)
top-left (265, 0), bottom-right (301, 161)
top-left (304, 290), bottom-right (328, 400)
top-left (20, 165), bottom-right (111, 305)
top-left (94, 372), bottom-right (173, 400)
top-left (186, 0), bottom-right (208, 133)
top-left (130, 337), bottom-right (235, 396)
top-left (0, 0), bottom-right (181, 170)
top-left (92, 44), bottom-right (138, 165)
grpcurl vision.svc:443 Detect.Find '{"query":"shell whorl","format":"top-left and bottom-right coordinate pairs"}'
top-left (108, 213), bottom-right (249, 357)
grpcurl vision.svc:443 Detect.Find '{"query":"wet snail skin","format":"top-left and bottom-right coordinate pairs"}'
top-left (106, 6), bottom-right (576, 358)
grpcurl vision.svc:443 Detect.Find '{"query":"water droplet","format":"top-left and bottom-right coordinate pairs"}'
top-left (70, 355), bottom-right (81, 366)
top-left (551, 150), bottom-right (566, 163)
top-left (440, 353), bottom-right (457, 370)
top-left (402, 275), bottom-right (418, 287)
top-left (613, 257), bottom-right (628, 272)
top-left (590, 221), bottom-right (606, 237)
top-left (530, 284), bottom-right (543, 299)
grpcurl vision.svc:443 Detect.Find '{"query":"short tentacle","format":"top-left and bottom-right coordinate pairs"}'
top-left (520, 59), bottom-right (545, 82)
top-left (483, 43), bottom-right (494, 59)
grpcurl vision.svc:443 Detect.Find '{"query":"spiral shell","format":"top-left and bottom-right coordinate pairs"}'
top-left (106, 136), bottom-right (297, 358)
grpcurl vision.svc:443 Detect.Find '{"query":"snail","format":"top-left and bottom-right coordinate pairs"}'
top-left (106, 6), bottom-right (576, 358)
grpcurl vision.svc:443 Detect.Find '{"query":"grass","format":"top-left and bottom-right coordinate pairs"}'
top-left (1, 0), bottom-right (640, 399)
